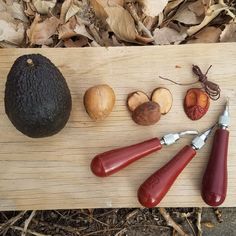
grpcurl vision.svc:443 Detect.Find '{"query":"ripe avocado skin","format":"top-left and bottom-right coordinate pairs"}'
top-left (5, 54), bottom-right (72, 138)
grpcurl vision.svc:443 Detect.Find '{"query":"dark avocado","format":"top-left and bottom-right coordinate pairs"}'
top-left (4, 54), bottom-right (72, 138)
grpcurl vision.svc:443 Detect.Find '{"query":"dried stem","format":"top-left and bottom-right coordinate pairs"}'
top-left (183, 213), bottom-right (196, 236)
top-left (22, 210), bottom-right (36, 236)
top-left (27, 58), bottom-right (33, 65)
top-left (125, 1), bottom-right (154, 39)
top-left (83, 227), bottom-right (122, 236)
top-left (159, 208), bottom-right (190, 236)
top-left (0, 211), bottom-right (27, 234)
top-left (173, 229), bottom-right (179, 236)
top-left (89, 24), bottom-right (103, 46)
top-left (90, 40), bottom-right (101, 47)
top-left (135, 34), bottom-right (154, 44)
top-left (114, 228), bottom-right (127, 236)
top-left (125, 209), bottom-right (140, 221)
top-left (213, 208), bottom-right (223, 223)
top-left (32, 219), bottom-right (85, 234)
top-left (196, 208), bottom-right (202, 236)
top-left (115, 224), bottom-right (170, 236)
top-left (10, 226), bottom-right (50, 236)
top-left (80, 211), bottom-right (109, 227)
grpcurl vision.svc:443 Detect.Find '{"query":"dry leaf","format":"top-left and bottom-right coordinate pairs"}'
top-left (58, 17), bottom-right (77, 39)
top-left (0, 20), bottom-right (24, 45)
top-left (66, 2), bottom-right (82, 23)
top-left (164, 0), bottom-right (185, 16)
top-left (90, 40), bottom-right (101, 47)
top-left (44, 37), bottom-right (54, 46)
top-left (157, 12), bottom-right (164, 27)
top-left (139, 0), bottom-right (168, 17)
top-left (1, 1), bottom-right (28, 22)
top-left (90, 0), bottom-right (107, 20)
top-left (27, 14), bottom-right (60, 45)
top-left (60, 0), bottom-right (91, 24)
top-left (88, 24), bottom-right (103, 45)
top-left (74, 24), bottom-right (94, 40)
top-left (64, 37), bottom-right (88, 47)
top-left (188, 0), bottom-right (205, 17)
top-left (1, 0), bottom-right (234, 47)
top-left (187, 3), bottom-right (234, 36)
top-left (143, 16), bottom-right (158, 31)
top-left (202, 0), bottom-right (214, 9)
top-left (100, 31), bottom-right (113, 46)
top-left (8, 1), bottom-right (28, 22)
top-left (173, 5), bottom-right (202, 24)
top-left (112, 35), bottom-right (124, 46)
top-left (24, 2), bottom-right (37, 17)
top-left (105, 5), bottom-right (137, 42)
top-left (32, 0), bottom-right (57, 14)
top-left (90, 0), bottom-right (124, 21)
top-left (60, 0), bottom-right (71, 22)
top-left (188, 26), bottom-right (221, 43)
top-left (41, 44), bottom-right (50, 48)
top-left (0, 1), bottom-right (6, 11)
top-left (153, 27), bottom-right (187, 45)
top-left (0, 41), bottom-right (18, 48)
top-left (0, 12), bottom-right (16, 24)
top-left (60, 0), bottom-right (87, 23)
top-left (220, 22), bottom-right (236, 42)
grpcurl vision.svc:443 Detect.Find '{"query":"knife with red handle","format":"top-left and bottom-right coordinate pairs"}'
top-left (138, 126), bottom-right (214, 207)
top-left (91, 138), bottom-right (162, 177)
top-left (91, 131), bottom-right (198, 177)
top-left (202, 101), bottom-right (230, 206)
top-left (138, 145), bottom-right (196, 207)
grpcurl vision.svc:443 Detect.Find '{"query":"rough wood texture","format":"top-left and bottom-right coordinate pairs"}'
top-left (0, 43), bottom-right (235, 210)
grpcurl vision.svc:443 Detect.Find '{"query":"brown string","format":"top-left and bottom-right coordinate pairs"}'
top-left (158, 76), bottom-right (198, 86)
top-left (192, 65), bottom-right (220, 100)
top-left (159, 65), bottom-right (221, 100)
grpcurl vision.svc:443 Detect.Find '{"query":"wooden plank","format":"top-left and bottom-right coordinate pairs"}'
top-left (0, 43), bottom-right (236, 210)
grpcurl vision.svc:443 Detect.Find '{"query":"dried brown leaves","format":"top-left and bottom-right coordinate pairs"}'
top-left (220, 22), bottom-right (236, 42)
top-left (188, 26), bottom-right (222, 43)
top-left (0, 0), bottom-right (235, 48)
top-left (106, 5), bottom-right (137, 42)
top-left (32, 0), bottom-right (57, 14)
top-left (27, 14), bottom-right (60, 45)
top-left (154, 27), bottom-right (187, 45)
top-left (0, 20), bottom-right (24, 45)
top-left (138, 0), bottom-right (168, 17)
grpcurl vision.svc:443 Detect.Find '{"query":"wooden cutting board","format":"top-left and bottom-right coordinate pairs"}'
top-left (0, 43), bottom-right (235, 211)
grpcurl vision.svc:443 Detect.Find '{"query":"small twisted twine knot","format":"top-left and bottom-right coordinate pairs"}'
top-left (192, 65), bottom-right (221, 100)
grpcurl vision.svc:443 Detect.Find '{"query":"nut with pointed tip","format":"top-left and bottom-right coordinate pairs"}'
top-left (84, 84), bottom-right (116, 121)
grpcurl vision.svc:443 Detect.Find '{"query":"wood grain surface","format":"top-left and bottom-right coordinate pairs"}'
top-left (0, 43), bottom-right (236, 210)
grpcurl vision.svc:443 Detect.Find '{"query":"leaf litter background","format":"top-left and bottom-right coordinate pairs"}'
top-left (0, 0), bottom-right (236, 47)
top-left (0, 0), bottom-right (236, 236)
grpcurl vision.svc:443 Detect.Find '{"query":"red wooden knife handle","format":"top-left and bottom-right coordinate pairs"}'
top-left (202, 129), bottom-right (229, 206)
top-left (91, 138), bottom-right (162, 177)
top-left (138, 145), bottom-right (196, 208)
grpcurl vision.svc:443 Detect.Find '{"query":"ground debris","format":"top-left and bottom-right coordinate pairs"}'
top-left (0, 0), bottom-right (235, 48)
top-left (0, 208), bottom-right (235, 236)
top-left (213, 208), bottom-right (223, 223)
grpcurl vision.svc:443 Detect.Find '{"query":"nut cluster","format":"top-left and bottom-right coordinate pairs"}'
top-left (127, 88), bottom-right (173, 126)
